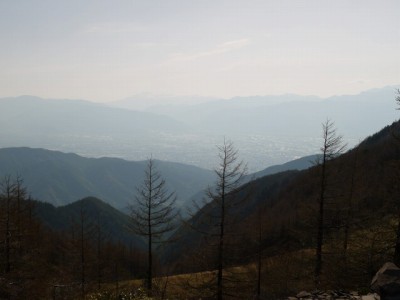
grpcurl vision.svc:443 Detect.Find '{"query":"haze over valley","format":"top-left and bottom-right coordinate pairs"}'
top-left (0, 86), bottom-right (398, 172)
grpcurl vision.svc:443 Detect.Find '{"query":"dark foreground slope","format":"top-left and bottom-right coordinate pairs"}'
top-left (169, 119), bottom-right (400, 290)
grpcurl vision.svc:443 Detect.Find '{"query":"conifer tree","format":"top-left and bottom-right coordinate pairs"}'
top-left (188, 140), bottom-right (248, 300)
top-left (130, 158), bottom-right (178, 296)
top-left (314, 119), bottom-right (346, 287)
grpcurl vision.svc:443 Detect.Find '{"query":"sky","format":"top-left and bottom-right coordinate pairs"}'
top-left (0, 0), bottom-right (399, 103)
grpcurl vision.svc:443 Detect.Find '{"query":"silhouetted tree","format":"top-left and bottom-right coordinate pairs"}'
top-left (188, 140), bottom-right (248, 300)
top-left (393, 89), bottom-right (400, 265)
top-left (314, 119), bottom-right (346, 287)
top-left (213, 141), bottom-right (246, 300)
top-left (130, 158), bottom-right (178, 296)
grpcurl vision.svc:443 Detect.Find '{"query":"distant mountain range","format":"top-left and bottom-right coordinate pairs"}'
top-left (0, 86), bottom-right (398, 171)
top-left (0, 147), bottom-right (214, 209)
top-left (0, 147), bottom-right (319, 212)
top-left (0, 95), bottom-right (187, 136)
top-left (0, 95), bottom-right (192, 165)
top-left (113, 94), bottom-right (218, 110)
top-left (139, 86), bottom-right (399, 137)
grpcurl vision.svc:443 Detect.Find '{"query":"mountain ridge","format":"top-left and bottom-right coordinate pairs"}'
top-left (0, 147), bottom-right (215, 208)
top-left (1, 87), bottom-right (398, 171)
top-left (33, 196), bottom-right (145, 248)
top-left (143, 85), bottom-right (399, 137)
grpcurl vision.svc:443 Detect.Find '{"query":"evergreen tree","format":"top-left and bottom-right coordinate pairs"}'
top-left (130, 158), bottom-right (178, 296)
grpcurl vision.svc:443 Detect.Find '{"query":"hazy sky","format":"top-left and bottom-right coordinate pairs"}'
top-left (0, 0), bottom-right (399, 102)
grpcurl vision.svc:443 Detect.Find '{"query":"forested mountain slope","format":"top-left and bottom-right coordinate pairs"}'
top-left (33, 196), bottom-right (144, 248)
top-left (0, 147), bottom-right (214, 209)
top-left (170, 119), bottom-right (400, 283)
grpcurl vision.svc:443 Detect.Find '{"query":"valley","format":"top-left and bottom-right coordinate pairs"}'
top-left (1, 115), bottom-right (400, 299)
top-left (0, 86), bottom-right (397, 172)
top-left (1, 87), bottom-right (400, 299)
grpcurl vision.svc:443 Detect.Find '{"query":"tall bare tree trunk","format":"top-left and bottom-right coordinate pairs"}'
top-left (217, 190), bottom-right (225, 300)
top-left (189, 140), bottom-right (247, 299)
top-left (315, 155), bottom-right (326, 287)
top-left (80, 205), bottom-right (86, 300)
top-left (314, 120), bottom-right (346, 287)
top-left (130, 158), bottom-right (178, 297)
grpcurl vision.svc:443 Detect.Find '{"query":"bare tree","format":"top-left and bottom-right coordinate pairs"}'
top-left (213, 140), bottom-right (247, 300)
top-left (314, 119), bottom-right (346, 287)
top-left (392, 89), bottom-right (400, 264)
top-left (187, 140), bottom-right (248, 300)
top-left (130, 158), bottom-right (178, 296)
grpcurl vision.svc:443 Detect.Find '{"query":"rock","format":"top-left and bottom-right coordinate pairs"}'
top-left (288, 290), bottom-right (379, 300)
top-left (371, 262), bottom-right (400, 299)
top-left (361, 294), bottom-right (380, 300)
top-left (296, 290), bottom-right (312, 298)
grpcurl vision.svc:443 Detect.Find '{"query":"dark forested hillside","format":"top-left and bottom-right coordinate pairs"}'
top-left (0, 179), bottom-right (147, 299)
top-left (0, 147), bottom-right (214, 209)
top-left (166, 170), bottom-right (301, 264)
top-left (169, 119), bottom-right (400, 296)
top-left (33, 196), bottom-right (144, 248)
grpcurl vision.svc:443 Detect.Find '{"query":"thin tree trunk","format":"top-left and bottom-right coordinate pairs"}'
top-left (256, 213), bottom-right (262, 299)
top-left (81, 208), bottom-right (85, 300)
top-left (217, 174), bottom-right (226, 300)
top-left (315, 154), bottom-right (326, 287)
top-left (148, 233), bottom-right (152, 294)
top-left (130, 241), bottom-right (134, 277)
top-left (5, 184), bottom-right (11, 274)
top-left (115, 261), bottom-right (119, 297)
top-left (148, 167), bottom-right (153, 295)
top-left (217, 204), bottom-right (224, 300)
top-left (97, 220), bottom-right (102, 290)
top-left (394, 215), bottom-right (400, 266)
